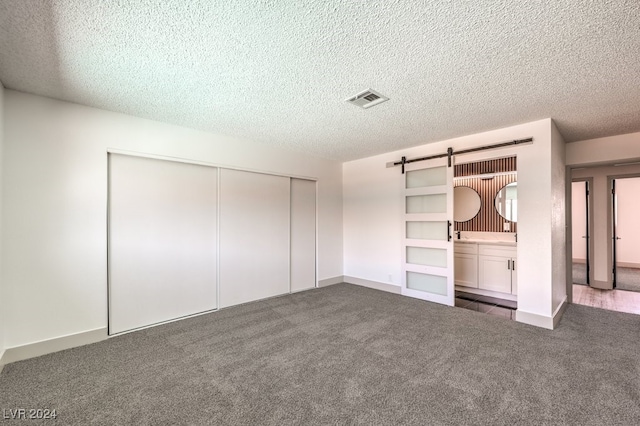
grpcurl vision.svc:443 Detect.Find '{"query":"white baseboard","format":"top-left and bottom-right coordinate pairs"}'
top-left (572, 261), bottom-right (640, 269)
top-left (318, 276), bottom-right (344, 287)
top-left (343, 276), bottom-right (401, 294)
top-left (617, 262), bottom-right (640, 269)
top-left (552, 297), bottom-right (568, 328)
top-left (515, 310), bottom-right (554, 329)
top-left (515, 298), bottom-right (567, 330)
top-left (0, 327), bottom-right (108, 366)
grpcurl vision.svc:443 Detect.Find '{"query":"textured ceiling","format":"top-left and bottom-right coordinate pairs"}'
top-left (1, 1), bottom-right (639, 161)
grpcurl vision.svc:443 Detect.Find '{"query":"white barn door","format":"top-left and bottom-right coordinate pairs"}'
top-left (401, 158), bottom-right (454, 306)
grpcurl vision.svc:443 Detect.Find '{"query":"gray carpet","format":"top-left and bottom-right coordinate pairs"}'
top-left (573, 263), bottom-right (640, 292)
top-left (572, 263), bottom-right (587, 285)
top-left (2, 283), bottom-right (640, 425)
top-left (616, 267), bottom-right (640, 293)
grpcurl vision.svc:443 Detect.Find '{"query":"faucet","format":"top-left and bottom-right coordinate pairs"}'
top-left (456, 231), bottom-right (461, 239)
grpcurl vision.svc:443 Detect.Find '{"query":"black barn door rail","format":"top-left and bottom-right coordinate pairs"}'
top-left (390, 137), bottom-right (533, 174)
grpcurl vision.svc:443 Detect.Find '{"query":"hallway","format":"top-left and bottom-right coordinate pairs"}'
top-left (571, 168), bottom-right (640, 315)
top-left (573, 284), bottom-right (640, 315)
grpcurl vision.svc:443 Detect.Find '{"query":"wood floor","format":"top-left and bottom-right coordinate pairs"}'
top-left (572, 284), bottom-right (640, 315)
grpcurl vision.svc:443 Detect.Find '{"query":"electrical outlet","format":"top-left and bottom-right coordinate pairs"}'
top-left (388, 274), bottom-right (393, 283)
top-left (504, 222), bottom-right (511, 231)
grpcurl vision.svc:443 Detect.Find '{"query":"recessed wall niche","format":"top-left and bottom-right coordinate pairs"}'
top-left (454, 156), bottom-right (517, 233)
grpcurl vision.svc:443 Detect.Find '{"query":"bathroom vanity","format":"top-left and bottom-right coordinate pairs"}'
top-left (454, 240), bottom-right (517, 299)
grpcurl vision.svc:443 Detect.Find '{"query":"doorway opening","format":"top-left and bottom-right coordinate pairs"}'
top-left (611, 176), bottom-right (640, 293)
top-left (452, 156), bottom-right (518, 319)
top-left (570, 164), bottom-right (640, 316)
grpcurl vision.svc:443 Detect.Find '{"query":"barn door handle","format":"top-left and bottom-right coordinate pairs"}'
top-left (447, 220), bottom-right (452, 242)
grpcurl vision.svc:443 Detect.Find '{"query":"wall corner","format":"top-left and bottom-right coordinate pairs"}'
top-left (550, 120), bottom-right (567, 315)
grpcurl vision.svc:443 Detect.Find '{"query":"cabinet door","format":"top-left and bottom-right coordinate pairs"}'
top-left (478, 255), bottom-right (512, 293)
top-left (511, 259), bottom-right (517, 295)
top-left (454, 253), bottom-right (478, 288)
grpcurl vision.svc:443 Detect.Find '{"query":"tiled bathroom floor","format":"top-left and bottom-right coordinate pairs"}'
top-left (455, 291), bottom-right (517, 320)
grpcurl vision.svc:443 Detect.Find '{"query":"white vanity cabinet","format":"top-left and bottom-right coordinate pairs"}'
top-left (478, 244), bottom-right (517, 295)
top-left (454, 242), bottom-right (517, 296)
top-left (454, 243), bottom-right (478, 288)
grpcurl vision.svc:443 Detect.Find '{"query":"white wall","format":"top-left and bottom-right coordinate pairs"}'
top-left (344, 118), bottom-right (565, 327)
top-left (0, 81), bottom-right (5, 363)
top-left (615, 177), bottom-right (640, 267)
top-left (566, 132), bottom-right (640, 167)
top-left (550, 120), bottom-right (566, 314)
top-left (1, 90), bottom-right (343, 349)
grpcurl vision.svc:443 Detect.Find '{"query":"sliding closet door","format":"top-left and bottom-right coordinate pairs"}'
top-left (219, 169), bottom-right (290, 308)
top-left (109, 154), bottom-right (218, 334)
top-left (290, 178), bottom-right (316, 292)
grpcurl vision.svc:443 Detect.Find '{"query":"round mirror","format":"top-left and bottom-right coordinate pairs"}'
top-left (494, 182), bottom-right (517, 222)
top-left (454, 186), bottom-right (481, 222)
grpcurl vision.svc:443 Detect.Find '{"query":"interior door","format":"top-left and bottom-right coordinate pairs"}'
top-left (612, 179), bottom-right (618, 288)
top-left (402, 158), bottom-right (454, 306)
top-left (571, 180), bottom-right (590, 285)
top-left (584, 180), bottom-right (591, 285)
top-left (611, 177), bottom-right (640, 292)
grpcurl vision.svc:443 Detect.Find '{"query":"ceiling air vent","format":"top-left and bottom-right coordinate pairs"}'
top-left (346, 89), bottom-right (389, 109)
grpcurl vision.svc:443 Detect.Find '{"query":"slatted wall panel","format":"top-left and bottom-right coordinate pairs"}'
top-left (455, 156), bottom-right (516, 177)
top-left (454, 157), bottom-right (517, 233)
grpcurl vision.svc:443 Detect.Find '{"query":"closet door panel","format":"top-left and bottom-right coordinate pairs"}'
top-left (290, 179), bottom-right (316, 292)
top-left (219, 169), bottom-right (290, 308)
top-left (109, 154), bottom-right (218, 334)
